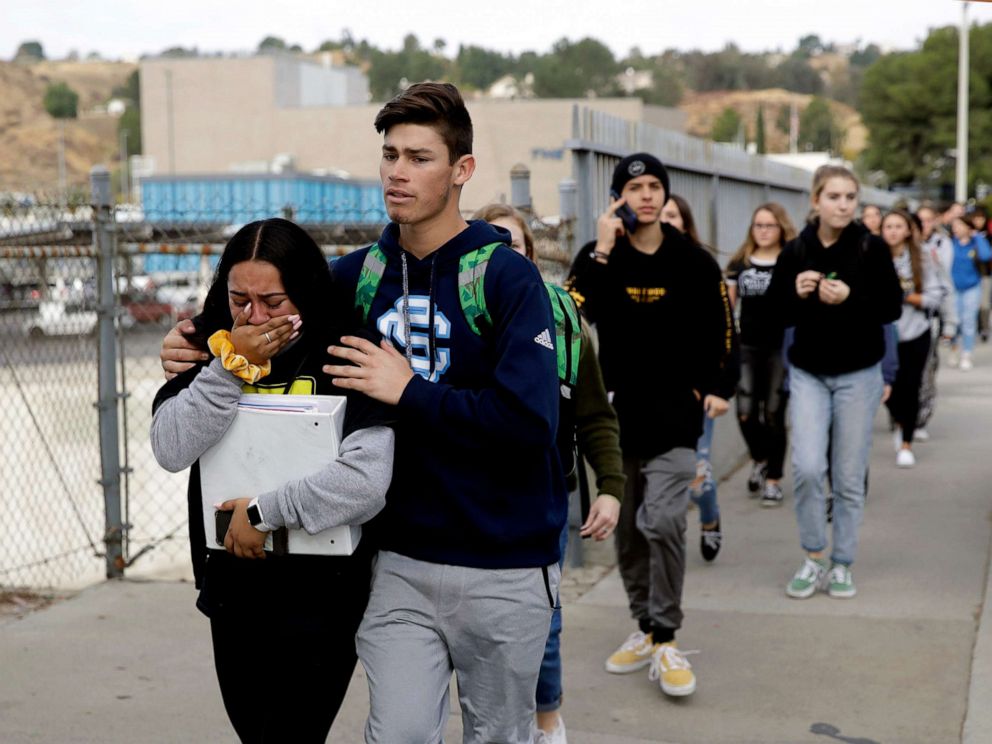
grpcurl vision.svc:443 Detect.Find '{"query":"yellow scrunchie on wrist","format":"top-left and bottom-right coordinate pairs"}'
top-left (208, 330), bottom-right (271, 384)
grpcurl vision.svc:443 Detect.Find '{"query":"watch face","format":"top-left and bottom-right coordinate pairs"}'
top-left (247, 504), bottom-right (262, 526)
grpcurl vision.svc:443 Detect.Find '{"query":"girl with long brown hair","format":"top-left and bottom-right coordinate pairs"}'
top-left (880, 209), bottom-right (946, 467)
top-left (725, 203), bottom-right (797, 506)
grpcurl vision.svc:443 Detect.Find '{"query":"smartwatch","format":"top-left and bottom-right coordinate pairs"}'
top-left (246, 498), bottom-right (272, 532)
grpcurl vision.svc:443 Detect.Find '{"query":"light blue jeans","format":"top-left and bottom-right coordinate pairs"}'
top-left (789, 364), bottom-right (883, 566)
top-left (689, 415), bottom-right (719, 525)
top-left (954, 284), bottom-right (982, 353)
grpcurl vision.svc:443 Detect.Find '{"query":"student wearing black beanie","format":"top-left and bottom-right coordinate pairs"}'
top-left (566, 153), bottom-right (733, 700)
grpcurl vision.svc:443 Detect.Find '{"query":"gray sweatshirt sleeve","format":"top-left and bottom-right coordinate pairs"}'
top-left (255, 425), bottom-right (394, 533)
top-left (150, 358), bottom-right (242, 472)
top-left (920, 252), bottom-right (947, 314)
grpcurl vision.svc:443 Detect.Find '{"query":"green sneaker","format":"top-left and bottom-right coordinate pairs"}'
top-left (786, 557), bottom-right (827, 599)
top-left (827, 564), bottom-right (857, 598)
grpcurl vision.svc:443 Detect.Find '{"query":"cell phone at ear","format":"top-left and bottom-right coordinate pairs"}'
top-left (609, 189), bottom-right (640, 233)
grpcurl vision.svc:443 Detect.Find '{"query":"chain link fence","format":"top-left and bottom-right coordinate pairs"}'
top-left (1, 195), bottom-right (106, 589)
top-left (2, 168), bottom-right (573, 591)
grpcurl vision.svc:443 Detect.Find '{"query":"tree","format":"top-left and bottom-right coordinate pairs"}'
top-left (795, 34), bottom-right (826, 59)
top-left (775, 105), bottom-right (792, 134)
top-left (258, 36), bottom-right (287, 52)
top-left (44, 82), bottom-right (78, 119)
top-left (860, 24), bottom-right (992, 191)
top-left (639, 62), bottom-right (684, 107)
top-left (366, 34), bottom-right (448, 100)
top-left (755, 105), bottom-right (767, 154)
top-left (112, 69), bottom-right (140, 106)
top-left (799, 96), bottom-right (840, 152)
top-left (531, 37), bottom-right (619, 98)
top-left (455, 45), bottom-right (515, 91)
top-left (775, 55), bottom-right (824, 94)
top-left (160, 46), bottom-right (197, 58)
top-left (118, 106), bottom-right (141, 157)
top-left (14, 40), bottom-right (44, 62)
top-left (850, 43), bottom-right (882, 68)
top-left (711, 107), bottom-right (742, 143)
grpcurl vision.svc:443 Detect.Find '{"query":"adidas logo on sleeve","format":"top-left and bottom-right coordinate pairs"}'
top-left (534, 328), bottom-right (554, 350)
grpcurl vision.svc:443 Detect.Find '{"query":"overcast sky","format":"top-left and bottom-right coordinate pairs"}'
top-left (6, 0), bottom-right (992, 61)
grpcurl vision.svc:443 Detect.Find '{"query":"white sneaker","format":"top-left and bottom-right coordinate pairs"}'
top-left (915, 427), bottom-right (930, 442)
top-left (896, 448), bottom-right (916, 468)
top-left (534, 718), bottom-right (567, 744)
top-left (961, 353), bottom-right (974, 371)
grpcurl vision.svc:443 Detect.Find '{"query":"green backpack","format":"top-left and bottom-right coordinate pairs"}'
top-left (354, 242), bottom-right (581, 388)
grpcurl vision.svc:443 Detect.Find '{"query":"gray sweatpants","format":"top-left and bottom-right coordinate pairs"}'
top-left (616, 448), bottom-right (696, 633)
top-left (357, 551), bottom-right (560, 744)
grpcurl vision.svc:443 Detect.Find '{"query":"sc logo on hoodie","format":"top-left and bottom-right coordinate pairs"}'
top-left (378, 295), bottom-right (452, 382)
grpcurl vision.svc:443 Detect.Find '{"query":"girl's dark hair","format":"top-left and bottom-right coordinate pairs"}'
top-left (667, 194), bottom-right (700, 245)
top-left (667, 194), bottom-right (715, 254)
top-left (186, 218), bottom-right (335, 350)
top-left (882, 209), bottom-right (924, 294)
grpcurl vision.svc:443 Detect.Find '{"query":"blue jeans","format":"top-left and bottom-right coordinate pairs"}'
top-left (955, 284), bottom-right (982, 353)
top-left (789, 364), bottom-right (883, 566)
top-left (689, 415), bottom-right (720, 525)
top-left (535, 521), bottom-right (569, 712)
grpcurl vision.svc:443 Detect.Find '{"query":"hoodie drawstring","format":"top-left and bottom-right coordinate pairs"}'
top-left (400, 251), bottom-right (438, 378)
top-left (427, 254), bottom-right (438, 379)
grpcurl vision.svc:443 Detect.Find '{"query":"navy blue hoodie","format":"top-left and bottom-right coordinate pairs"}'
top-left (333, 220), bottom-right (566, 569)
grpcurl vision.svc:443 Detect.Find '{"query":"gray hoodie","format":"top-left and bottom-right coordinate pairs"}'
top-left (892, 247), bottom-right (945, 343)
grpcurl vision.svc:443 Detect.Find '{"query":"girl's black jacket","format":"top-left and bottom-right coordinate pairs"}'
top-left (767, 221), bottom-right (903, 377)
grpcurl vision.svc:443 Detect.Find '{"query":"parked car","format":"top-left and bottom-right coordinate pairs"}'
top-left (121, 290), bottom-right (175, 325)
top-left (23, 300), bottom-right (98, 337)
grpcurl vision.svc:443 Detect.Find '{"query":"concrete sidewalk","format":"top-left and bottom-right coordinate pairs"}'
top-left (2, 344), bottom-right (991, 744)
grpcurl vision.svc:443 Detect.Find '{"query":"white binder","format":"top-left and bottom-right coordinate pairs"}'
top-left (199, 394), bottom-right (361, 555)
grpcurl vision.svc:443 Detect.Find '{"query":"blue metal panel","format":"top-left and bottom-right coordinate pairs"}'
top-left (140, 174), bottom-right (387, 226)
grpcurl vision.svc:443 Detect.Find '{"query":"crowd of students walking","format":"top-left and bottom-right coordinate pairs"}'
top-left (151, 79), bottom-right (988, 743)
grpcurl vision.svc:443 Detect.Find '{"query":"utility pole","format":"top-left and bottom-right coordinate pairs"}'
top-left (957, 1), bottom-right (971, 203)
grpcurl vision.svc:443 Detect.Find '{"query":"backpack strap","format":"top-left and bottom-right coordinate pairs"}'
top-left (546, 283), bottom-right (581, 387)
top-left (457, 242), bottom-right (502, 335)
top-left (354, 243), bottom-right (387, 324)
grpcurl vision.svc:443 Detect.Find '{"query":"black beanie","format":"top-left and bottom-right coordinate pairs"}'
top-left (611, 153), bottom-right (670, 200)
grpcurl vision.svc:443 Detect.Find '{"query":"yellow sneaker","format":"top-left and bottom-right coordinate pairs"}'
top-left (605, 630), bottom-right (658, 673)
top-left (648, 642), bottom-right (696, 696)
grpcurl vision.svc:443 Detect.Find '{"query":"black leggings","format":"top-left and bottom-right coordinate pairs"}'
top-left (736, 344), bottom-right (789, 480)
top-left (203, 550), bottom-right (372, 743)
top-left (885, 331), bottom-right (931, 445)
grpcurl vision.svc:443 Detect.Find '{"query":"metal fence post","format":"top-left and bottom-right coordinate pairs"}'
top-left (92, 165), bottom-right (124, 579)
top-left (558, 177), bottom-right (578, 258)
top-left (510, 163), bottom-right (532, 212)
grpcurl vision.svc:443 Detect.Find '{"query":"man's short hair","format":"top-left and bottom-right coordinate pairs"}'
top-left (374, 82), bottom-right (473, 164)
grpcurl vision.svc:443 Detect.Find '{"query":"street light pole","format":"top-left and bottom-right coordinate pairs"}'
top-left (957, 0), bottom-right (970, 203)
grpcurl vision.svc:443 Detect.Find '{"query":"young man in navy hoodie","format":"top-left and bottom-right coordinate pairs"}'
top-left (325, 82), bottom-right (566, 743)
